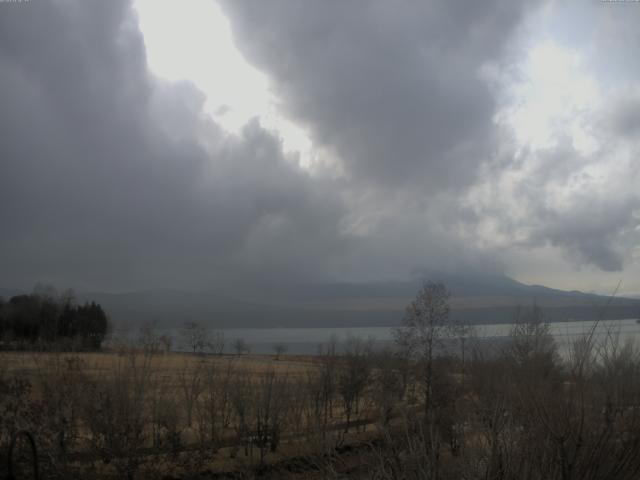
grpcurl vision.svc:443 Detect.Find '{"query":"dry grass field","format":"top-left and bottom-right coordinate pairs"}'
top-left (1, 350), bottom-right (317, 378)
top-left (0, 347), bottom-right (398, 479)
top-left (4, 317), bottom-right (640, 480)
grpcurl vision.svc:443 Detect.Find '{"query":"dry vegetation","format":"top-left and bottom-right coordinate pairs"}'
top-left (0, 342), bottom-right (394, 479)
top-left (3, 286), bottom-right (640, 479)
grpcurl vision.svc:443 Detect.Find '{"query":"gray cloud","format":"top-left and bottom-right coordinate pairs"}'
top-left (609, 95), bottom-right (640, 139)
top-left (462, 131), bottom-right (640, 274)
top-left (532, 196), bottom-right (637, 272)
top-left (214, 0), bottom-right (552, 285)
top-left (218, 0), bottom-right (536, 193)
top-left (0, 0), bottom-right (348, 291)
top-left (217, 0), bottom-right (636, 278)
top-left (1, 0), bottom-right (639, 296)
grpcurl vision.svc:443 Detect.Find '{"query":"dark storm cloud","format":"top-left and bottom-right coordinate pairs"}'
top-left (2, 0), bottom-right (638, 294)
top-left (0, 0), bottom-right (348, 291)
top-left (218, 0), bottom-right (536, 193)
top-left (531, 197), bottom-right (636, 272)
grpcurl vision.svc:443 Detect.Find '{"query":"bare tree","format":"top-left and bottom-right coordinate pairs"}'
top-left (394, 281), bottom-right (465, 415)
top-left (181, 321), bottom-right (209, 354)
top-left (229, 369), bottom-right (253, 457)
top-left (196, 359), bottom-right (234, 447)
top-left (273, 342), bottom-right (288, 360)
top-left (233, 337), bottom-right (250, 356)
top-left (137, 321), bottom-right (161, 354)
top-left (178, 359), bottom-right (204, 428)
top-left (507, 302), bottom-right (558, 371)
top-left (393, 281), bottom-right (466, 478)
top-left (371, 348), bottom-right (404, 425)
top-left (82, 351), bottom-right (155, 479)
top-left (338, 335), bottom-right (372, 432)
top-left (210, 330), bottom-right (225, 355)
top-left (252, 369), bottom-right (290, 460)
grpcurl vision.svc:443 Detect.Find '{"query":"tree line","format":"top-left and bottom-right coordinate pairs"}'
top-left (0, 286), bottom-right (110, 350)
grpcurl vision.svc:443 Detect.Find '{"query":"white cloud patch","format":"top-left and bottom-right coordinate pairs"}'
top-left (464, 35), bottom-right (640, 274)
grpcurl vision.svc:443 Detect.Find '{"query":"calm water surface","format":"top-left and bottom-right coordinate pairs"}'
top-left (116, 318), bottom-right (640, 356)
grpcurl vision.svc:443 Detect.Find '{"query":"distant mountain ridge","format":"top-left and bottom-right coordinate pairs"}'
top-left (2, 273), bottom-right (638, 328)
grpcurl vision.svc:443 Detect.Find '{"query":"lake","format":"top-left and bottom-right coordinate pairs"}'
top-left (113, 318), bottom-right (640, 357)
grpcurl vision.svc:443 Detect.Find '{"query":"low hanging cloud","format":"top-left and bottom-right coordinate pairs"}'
top-left (218, 0), bottom-right (640, 279)
top-left (0, 0), bottom-right (349, 291)
top-left (1, 0), bottom-right (640, 294)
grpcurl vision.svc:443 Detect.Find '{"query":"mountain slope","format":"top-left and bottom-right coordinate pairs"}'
top-left (83, 273), bottom-right (640, 328)
top-left (3, 274), bottom-right (638, 328)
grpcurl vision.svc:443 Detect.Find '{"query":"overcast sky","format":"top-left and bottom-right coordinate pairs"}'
top-left (1, 0), bottom-right (639, 296)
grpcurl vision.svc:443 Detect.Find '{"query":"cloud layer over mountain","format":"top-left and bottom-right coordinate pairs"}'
top-left (1, 0), bottom-right (639, 295)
